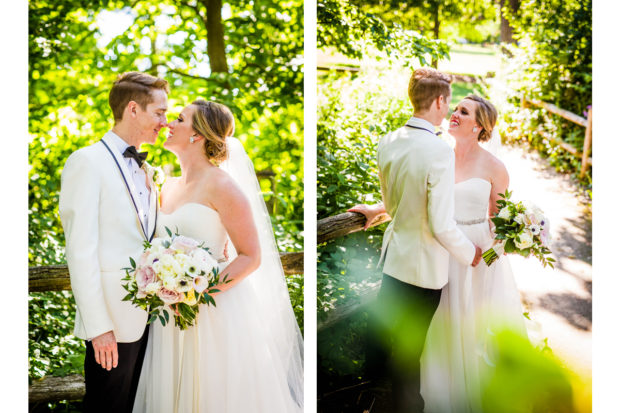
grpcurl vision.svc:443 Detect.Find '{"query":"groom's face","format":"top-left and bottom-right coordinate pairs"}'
top-left (136, 89), bottom-right (168, 144)
top-left (440, 92), bottom-right (452, 119)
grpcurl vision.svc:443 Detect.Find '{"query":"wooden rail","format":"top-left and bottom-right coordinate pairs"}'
top-left (522, 97), bottom-right (592, 178)
top-left (317, 65), bottom-right (360, 72)
top-left (317, 211), bottom-right (391, 245)
top-left (29, 375), bottom-right (85, 404)
top-left (29, 252), bottom-right (303, 293)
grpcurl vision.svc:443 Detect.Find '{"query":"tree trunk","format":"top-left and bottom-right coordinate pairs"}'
top-left (200, 0), bottom-right (228, 73)
top-left (500, 0), bottom-right (520, 45)
top-left (431, 4), bottom-right (440, 68)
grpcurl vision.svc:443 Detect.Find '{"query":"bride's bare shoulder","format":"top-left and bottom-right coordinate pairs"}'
top-left (481, 149), bottom-right (508, 177)
top-left (201, 167), bottom-right (244, 201)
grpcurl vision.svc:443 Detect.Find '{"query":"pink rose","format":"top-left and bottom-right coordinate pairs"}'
top-left (136, 266), bottom-right (156, 290)
top-left (171, 235), bottom-right (200, 253)
top-left (138, 251), bottom-right (151, 266)
top-left (157, 287), bottom-right (182, 305)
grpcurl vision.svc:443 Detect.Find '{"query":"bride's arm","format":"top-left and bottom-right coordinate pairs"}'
top-left (209, 173), bottom-right (261, 294)
top-left (488, 160), bottom-right (510, 234)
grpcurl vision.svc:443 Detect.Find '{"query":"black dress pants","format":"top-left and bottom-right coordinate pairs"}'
top-left (83, 325), bottom-right (149, 413)
top-left (366, 274), bottom-right (442, 413)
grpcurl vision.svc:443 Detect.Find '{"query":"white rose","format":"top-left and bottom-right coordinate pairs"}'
top-left (171, 235), bottom-right (200, 254)
top-left (514, 213), bottom-right (526, 225)
top-left (515, 231), bottom-right (534, 249)
top-left (175, 253), bottom-right (191, 270)
top-left (497, 207), bottom-right (511, 220)
top-left (145, 281), bottom-right (161, 295)
top-left (190, 249), bottom-right (218, 275)
top-left (161, 275), bottom-right (178, 291)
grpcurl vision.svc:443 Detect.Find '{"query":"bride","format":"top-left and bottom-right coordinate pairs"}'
top-left (133, 100), bottom-right (303, 412)
top-left (351, 95), bottom-right (527, 412)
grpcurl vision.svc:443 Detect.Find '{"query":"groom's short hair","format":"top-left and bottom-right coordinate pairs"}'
top-left (109, 72), bottom-right (170, 122)
top-left (408, 68), bottom-right (452, 112)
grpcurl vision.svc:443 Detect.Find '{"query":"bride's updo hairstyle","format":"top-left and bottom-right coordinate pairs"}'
top-left (464, 95), bottom-right (497, 142)
top-left (191, 100), bottom-right (235, 163)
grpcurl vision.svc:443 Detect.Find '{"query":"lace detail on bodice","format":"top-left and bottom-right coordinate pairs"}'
top-left (454, 178), bottom-right (491, 223)
top-left (157, 203), bottom-right (228, 261)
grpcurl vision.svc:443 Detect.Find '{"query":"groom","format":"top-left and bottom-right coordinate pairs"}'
top-left (364, 68), bottom-right (482, 412)
top-left (59, 72), bottom-right (169, 412)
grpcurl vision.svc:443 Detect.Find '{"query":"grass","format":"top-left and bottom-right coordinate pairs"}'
top-left (438, 43), bottom-right (501, 76)
top-left (318, 44), bottom-right (501, 79)
top-left (451, 81), bottom-right (485, 104)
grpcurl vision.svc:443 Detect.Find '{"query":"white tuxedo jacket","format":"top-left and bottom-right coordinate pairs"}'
top-left (59, 132), bottom-right (158, 342)
top-left (377, 117), bottom-right (475, 289)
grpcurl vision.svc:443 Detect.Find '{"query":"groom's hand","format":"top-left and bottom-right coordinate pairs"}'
top-left (471, 246), bottom-right (482, 267)
top-left (92, 330), bottom-right (118, 371)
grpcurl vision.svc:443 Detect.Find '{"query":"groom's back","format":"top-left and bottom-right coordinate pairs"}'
top-left (377, 126), bottom-right (454, 288)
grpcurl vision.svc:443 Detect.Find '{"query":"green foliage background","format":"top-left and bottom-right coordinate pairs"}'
top-left (29, 0), bottom-right (304, 393)
top-left (494, 0), bottom-right (592, 191)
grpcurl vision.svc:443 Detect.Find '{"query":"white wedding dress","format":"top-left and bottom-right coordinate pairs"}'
top-left (133, 203), bottom-right (302, 412)
top-left (133, 138), bottom-right (303, 413)
top-left (420, 178), bottom-right (528, 413)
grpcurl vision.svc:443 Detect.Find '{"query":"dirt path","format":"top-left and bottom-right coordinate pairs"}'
top-left (499, 143), bottom-right (592, 380)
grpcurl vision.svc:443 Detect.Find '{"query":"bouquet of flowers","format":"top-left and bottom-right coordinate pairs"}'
top-left (482, 190), bottom-right (555, 268)
top-left (121, 227), bottom-right (229, 330)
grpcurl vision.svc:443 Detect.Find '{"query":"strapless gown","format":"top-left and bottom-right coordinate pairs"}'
top-left (420, 178), bottom-right (528, 413)
top-left (133, 203), bottom-right (302, 412)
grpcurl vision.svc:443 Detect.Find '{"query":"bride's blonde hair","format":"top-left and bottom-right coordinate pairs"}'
top-left (191, 100), bottom-right (235, 162)
top-left (464, 95), bottom-right (497, 142)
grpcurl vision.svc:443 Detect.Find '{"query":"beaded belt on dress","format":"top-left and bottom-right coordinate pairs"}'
top-left (456, 217), bottom-right (487, 225)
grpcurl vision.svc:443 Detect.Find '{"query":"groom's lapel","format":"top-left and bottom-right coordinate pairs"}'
top-left (146, 171), bottom-right (158, 242)
top-left (100, 132), bottom-right (149, 240)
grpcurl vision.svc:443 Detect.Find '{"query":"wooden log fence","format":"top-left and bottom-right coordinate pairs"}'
top-left (28, 250), bottom-right (302, 403)
top-left (29, 252), bottom-right (302, 293)
top-left (521, 97), bottom-right (592, 178)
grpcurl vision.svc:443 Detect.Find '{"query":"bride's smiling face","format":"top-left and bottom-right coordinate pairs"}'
top-left (449, 99), bottom-right (479, 138)
top-left (165, 105), bottom-right (197, 151)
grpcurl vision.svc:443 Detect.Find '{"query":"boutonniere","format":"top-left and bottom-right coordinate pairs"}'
top-left (142, 162), bottom-right (166, 190)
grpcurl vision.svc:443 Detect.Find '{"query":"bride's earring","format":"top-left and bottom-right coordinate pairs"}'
top-left (472, 127), bottom-right (478, 133)
top-left (190, 136), bottom-right (195, 144)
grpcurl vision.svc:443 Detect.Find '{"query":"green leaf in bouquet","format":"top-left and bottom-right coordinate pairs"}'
top-left (163, 240), bottom-right (171, 248)
top-left (504, 239), bottom-right (516, 253)
top-left (122, 293), bottom-right (133, 302)
top-left (518, 248), bottom-right (530, 257)
top-left (165, 226), bottom-right (173, 238)
top-left (163, 309), bottom-right (169, 323)
top-left (129, 257), bottom-right (136, 268)
top-left (148, 315), bottom-right (158, 324)
top-left (158, 315), bottom-right (166, 326)
top-left (143, 240), bottom-right (152, 249)
top-left (209, 288), bottom-right (221, 294)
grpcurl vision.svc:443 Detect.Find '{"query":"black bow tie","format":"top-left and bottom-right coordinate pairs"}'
top-left (123, 146), bottom-right (148, 167)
